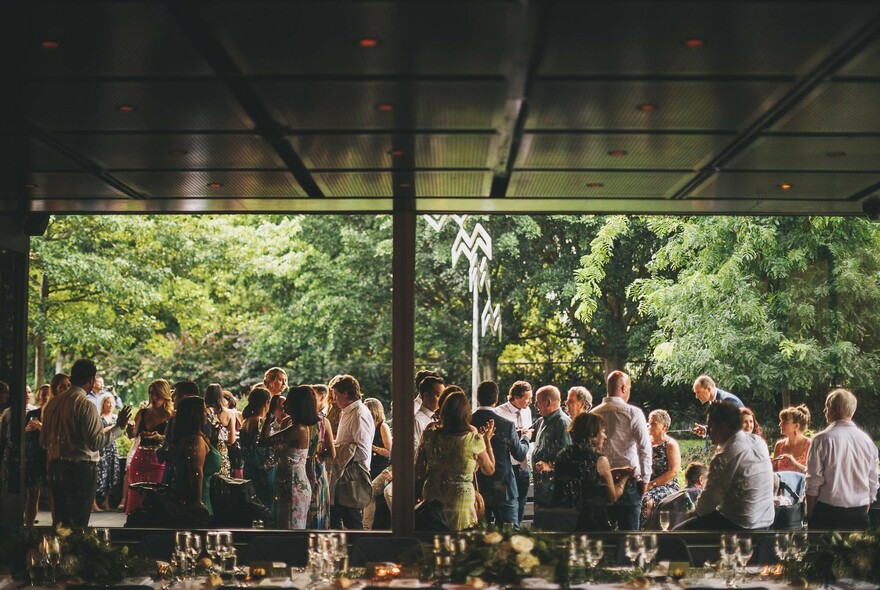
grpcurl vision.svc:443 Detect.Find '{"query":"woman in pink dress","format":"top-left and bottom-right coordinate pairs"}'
top-left (125, 379), bottom-right (173, 514)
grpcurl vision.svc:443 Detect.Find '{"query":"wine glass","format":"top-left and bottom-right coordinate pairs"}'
top-left (790, 532), bottom-right (809, 560)
top-left (642, 534), bottom-right (659, 573)
top-left (658, 508), bottom-right (672, 531)
top-left (736, 536), bottom-right (753, 568)
top-left (774, 532), bottom-right (791, 561)
top-left (173, 531), bottom-right (192, 580)
top-left (624, 534), bottom-right (644, 569)
top-left (44, 536), bottom-right (61, 585)
top-left (217, 531), bottom-right (236, 572)
top-left (719, 534), bottom-right (739, 588)
top-left (26, 549), bottom-right (46, 587)
top-left (188, 533), bottom-right (202, 578)
top-left (586, 539), bottom-right (603, 569)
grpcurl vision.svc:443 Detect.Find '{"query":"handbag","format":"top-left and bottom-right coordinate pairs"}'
top-left (473, 473), bottom-right (485, 521)
top-left (415, 499), bottom-right (450, 531)
top-left (335, 455), bottom-right (372, 509)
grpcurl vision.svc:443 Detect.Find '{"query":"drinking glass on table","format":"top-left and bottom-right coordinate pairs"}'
top-left (26, 548), bottom-right (46, 587)
top-left (173, 531), bottom-right (192, 580)
top-left (736, 536), bottom-right (753, 568)
top-left (641, 534), bottom-right (658, 573)
top-left (44, 536), bottom-right (61, 585)
top-left (790, 532), bottom-right (809, 560)
top-left (188, 533), bottom-right (202, 578)
top-left (624, 534), bottom-right (644, 569)
top-left (774, 532), bottom-right (791, 561)
top-left (719, 534), bottom-right (739, 588)
top-left (217, 531), bottom-right (237, 572)
top-left (586, 539), bottom-right (603, 569)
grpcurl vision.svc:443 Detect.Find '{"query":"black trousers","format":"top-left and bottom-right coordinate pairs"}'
top-left (809, 501), bottom-right (869, 530)
top-left (331, 504), bottom-right (364, 530)
top-left (674, 509), bottom-right (746, 531)
top-left (48, 460), bottom-right (98, 528)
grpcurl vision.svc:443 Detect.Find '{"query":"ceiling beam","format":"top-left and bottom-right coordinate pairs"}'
top-left (166, 2), bottom-right (324, 198)
top-left (671, 11), bottom-right (880, 200)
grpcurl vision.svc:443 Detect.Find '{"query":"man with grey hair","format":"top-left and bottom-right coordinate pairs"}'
top-left (805, 388), bottom-right (879, 530)
top-left (564, 386), bottom-right (592, 418)
top-left (531, 385), bottom-right (571, 509)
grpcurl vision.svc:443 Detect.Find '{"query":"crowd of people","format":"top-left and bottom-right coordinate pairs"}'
top-left (2, 362), bottom-right (878, 533)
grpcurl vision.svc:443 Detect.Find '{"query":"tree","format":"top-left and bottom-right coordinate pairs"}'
top-left (630, 216), bottom-right (880, 410)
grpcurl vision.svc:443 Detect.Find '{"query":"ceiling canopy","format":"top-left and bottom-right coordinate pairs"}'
top-left (9, 1), bottom-right (880, 215)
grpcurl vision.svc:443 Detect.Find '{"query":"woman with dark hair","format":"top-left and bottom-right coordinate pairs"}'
top-left (740, 407), bottom-right (765, 439)
top-left (773, 405), bottom-right (812, 473)
top-left (268, 394), bottom-right (288, 435)
top-left (205, 383), bottom-right (237, 477)
top-left (419, 391), bottom-right (495, 531)
top-left (307, 387), bottom-right (335, 529)
top-left (126, 379), bottom-right (173, 514)
top-left (171, 397), bottom-right (222, 515)
top-left (260, 385), bottom-right (319, 529)
top-left (553, 413), bottom-right (634, 531)
top-left (24, 376), bottom-right (65, 526)
top-left (240, 386), bottom-right (275, 509)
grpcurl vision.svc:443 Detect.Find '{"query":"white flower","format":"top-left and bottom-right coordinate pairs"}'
top-left (516, 552), bottom-right (540, 572)
top-left (483, 532), bottom-right (503, 545)
top-left (509, 534), bottom-right (535, 554)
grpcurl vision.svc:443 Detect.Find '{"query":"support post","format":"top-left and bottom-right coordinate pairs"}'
top-left (391, 196), bottom-right (416, 536)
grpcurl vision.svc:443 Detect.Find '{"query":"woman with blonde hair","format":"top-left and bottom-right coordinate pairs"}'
top-left (773, 405), bottom-right (811, 473)
top-left (125, 379), bottom-right (173, 514)
top-left (24, 378), bottom-right (64, 526)
top-left (96, 394), bottom-right (121, 510)
top-left (263, 367), bottom-right (288, 397)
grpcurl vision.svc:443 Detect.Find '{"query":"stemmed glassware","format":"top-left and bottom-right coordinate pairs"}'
top-left (625, 534), bottom-right (644, 569)
top-left (217, 531), bottom-right (237, 572)
top-left (658, 509), bottom-right (672, 532)
top-left (44, 536), bottom-right (61, 585)
top-left (774, 532), bottom-right (791, 561)
top-left (586, 539), bottom-right (603, 569)
top-left (26, 548), bottom-right (46, 587)
top-left (719, 534), bottom-right (739, 588)
top-left (642, 534), bottom-right (659, 573)
top-left (433, 534), bottom-right (455, 582)
top-left (173, 531), bottom-right (194, 580)
top-left (736, 537), bottom-right (753, 569)
top-left (790, 532), bottom-right (809, 560)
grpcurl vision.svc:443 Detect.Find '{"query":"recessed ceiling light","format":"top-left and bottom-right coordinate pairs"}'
top-left (207, 182), bottom-right (224, 189)
top-left (388, 149), bottom-right (404, 157)
top-left (357, 37), bottom-right (380, 48)
top-left (608, 149), bottom-right (628, 157)
top-left (376, 103), bottom-right (394, 112)
top-left (115, 104), bottom-right (137, 112)
top-left (24, 183), bottom-right (38, 189)
top-left (586, 182), bottom-right (604, 189)
top-left (40, 40), bottom-right (60, 49)
top-left (168, 149), bottom-right (189, 157)
top-left (398, 183), bottom-right (411, 189)
top-left (683, 38), bottom-right (705, 48)
top-left (637, 103), bottom-right (657, 112)
top-left (826, 151), bottom-right (847, 158)
top-left (778, 182), bottom-right (793, 191)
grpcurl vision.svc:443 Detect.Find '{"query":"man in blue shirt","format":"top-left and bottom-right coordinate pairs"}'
top-left (691, 374), bottom-right (743, 437)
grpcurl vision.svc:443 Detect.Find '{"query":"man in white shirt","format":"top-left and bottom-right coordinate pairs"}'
top-left (40, 359), bottom-right (131, 527)
top-left (330, 373), bottom-right (375, 530)
top-left (414, 375), bottom-right (443, 449)
top-left (495, 380), bottom-right (534, 524)
top-left (590, 370), bottom-right (652, 530)
top-left (676, 401), bottom-right (775, 531)
top-left (806, 388), bottom-right (879, 530)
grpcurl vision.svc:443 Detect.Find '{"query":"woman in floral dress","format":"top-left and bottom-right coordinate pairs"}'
top-left (260, 385), bottom-right (318, 529)
top-left (419, 391), bottom-right (495, 531)
top-left (640, 409), bottom-right (681, 526)
top-left (307, 387), bottom-right (335, 529)
top-left (96, 394), bottom-right (121, 510)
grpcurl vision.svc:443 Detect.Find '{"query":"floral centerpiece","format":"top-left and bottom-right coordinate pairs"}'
top-left (450, 527), bottom-right (560, 585)
top-left (783, 529), bottom-right (880, 585)
top-left (0, 527), bottom-right (152, 584)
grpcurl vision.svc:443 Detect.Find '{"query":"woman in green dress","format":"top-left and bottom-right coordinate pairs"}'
top-left (171, 397), bottom-right (222, 515)
top-left (419, 391), bottom-right (495, 531)
top-left (240, 386), bottom-right (276, 510)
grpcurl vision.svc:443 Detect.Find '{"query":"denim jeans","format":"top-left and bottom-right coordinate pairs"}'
top-left (484, 497), bottom-right (519, 529)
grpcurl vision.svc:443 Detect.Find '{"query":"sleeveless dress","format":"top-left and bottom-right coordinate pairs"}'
top-left (307, 422), bottom-right (330, 529)
top-left (24, 407), bottom-right (47, 487)
top-left (274, 446), bottom-right (310, 529)
top-left (240, 424), bottom-right (275, 510)
top-left (96, 415), bottom-right (121, 493)
top-left (127, 416), bottom-right (169, 514)
top-left (210, 411), bottom-right (231, 477)
top-left (171, 442), bottom-right (222, 515)
top-left (420, 430), bottom-right (486, 531)
top-left (640, 439), bottom-right (680, 527)
top-left (370, 425), bottom-right (391, 480)
top-left (553, 442), bottom-right (612, 530)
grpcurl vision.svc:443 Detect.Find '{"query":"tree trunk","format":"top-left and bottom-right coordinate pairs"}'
top-left (601, 352), bottom-right (625, 379)
top-left (781, 389), bottom-right (792, 409)
top-left (479, 353), bottom-right (497, 384)
top-left (33, 273), bottom-right (49, 386)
